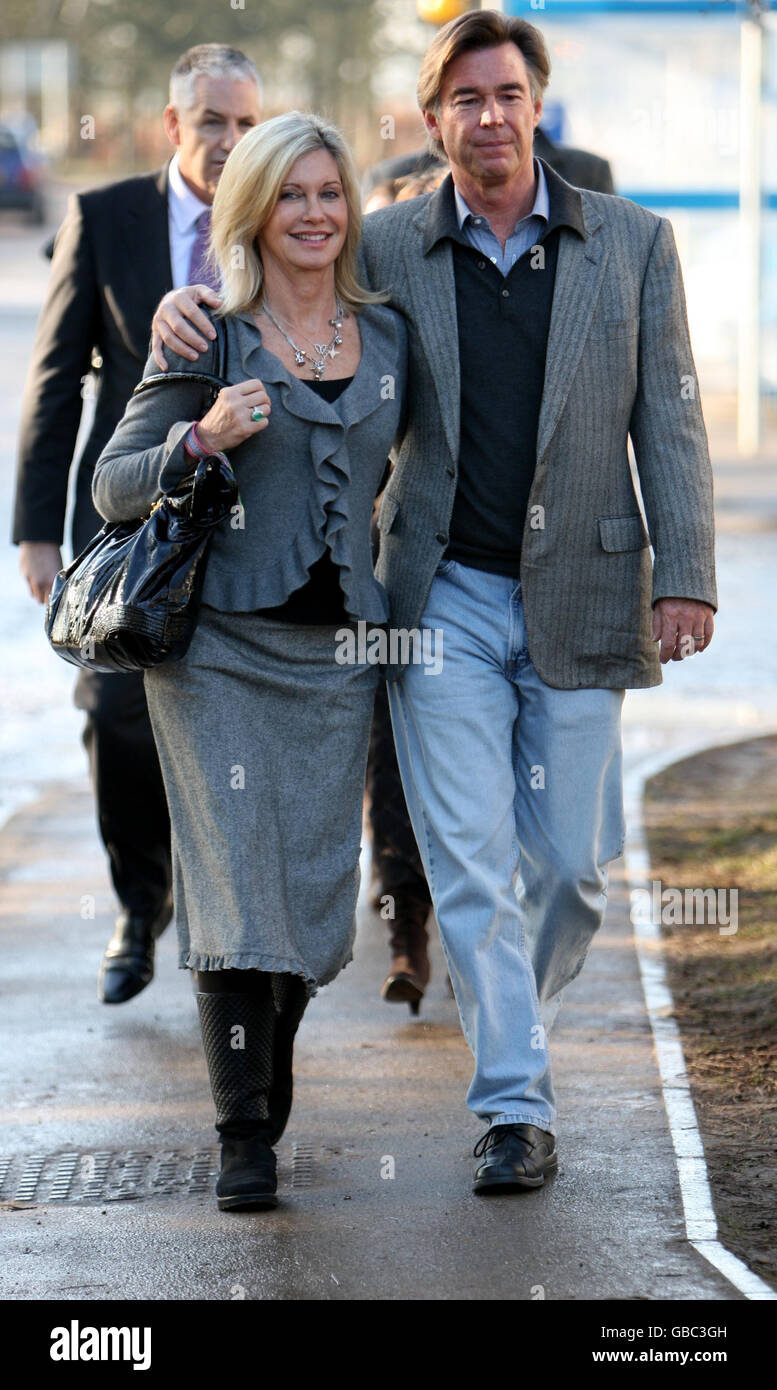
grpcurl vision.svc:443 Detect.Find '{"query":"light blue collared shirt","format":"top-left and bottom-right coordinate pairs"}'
top-left (453, 158), bottom-right (549, 276)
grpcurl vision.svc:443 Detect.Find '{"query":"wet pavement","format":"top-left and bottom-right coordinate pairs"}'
top-left (0, 782), bottom-right (740, 1301)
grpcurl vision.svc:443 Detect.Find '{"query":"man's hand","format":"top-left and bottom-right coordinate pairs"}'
top-left (652, 597), bottom-right (715, 663)
top-left (151, 284), bottom-right (222, 371)
top-left (19, 541), bottom-right (63, 604)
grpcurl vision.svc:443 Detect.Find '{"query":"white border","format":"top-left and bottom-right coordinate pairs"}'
top-left (624, 733), bottom-right (777, 1301)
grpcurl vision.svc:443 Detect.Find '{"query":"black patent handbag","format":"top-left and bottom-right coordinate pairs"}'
top-left (45, 319), bottom-right (238, 673)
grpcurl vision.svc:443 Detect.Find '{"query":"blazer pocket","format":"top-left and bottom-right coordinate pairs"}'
top-left (378, 491), bottom-right (399, 534)
top-left (598, 514), bottom-right (650, 552)
top-left (589, 316), bottom-right (640, 342)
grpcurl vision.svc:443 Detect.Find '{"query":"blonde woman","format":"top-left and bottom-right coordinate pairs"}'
top-left (93, 112), bottom-right (407, 1211)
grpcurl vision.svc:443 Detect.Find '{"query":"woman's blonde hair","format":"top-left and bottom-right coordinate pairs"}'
top-left (209, 110), bottom-right (386, 315)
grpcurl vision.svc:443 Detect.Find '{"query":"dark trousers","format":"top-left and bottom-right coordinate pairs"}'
top-left (366, 517), bottom-right (431, 922)
top-left (74, 668), bottom-right (172, 917)
top-left (366, 674), bottom-right (431, 919)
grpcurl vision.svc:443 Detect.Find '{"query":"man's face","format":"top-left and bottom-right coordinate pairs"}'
top-left (423, 43), bottom-right (542, 189)
top-left (164, 74), bottom-right (262, 202)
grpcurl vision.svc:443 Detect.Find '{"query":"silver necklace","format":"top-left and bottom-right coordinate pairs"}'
top-left (261, 298), bottom-right (344, 380)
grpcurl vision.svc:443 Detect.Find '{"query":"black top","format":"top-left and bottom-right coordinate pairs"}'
top-left (422, 165), bottom-right (587, 577)
top-left (447, 234), bottom-right (561, 575)
top-left (254, 375), bottom-right (355, 624)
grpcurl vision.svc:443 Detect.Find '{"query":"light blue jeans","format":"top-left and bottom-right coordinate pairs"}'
top-left (387, 560), bottom-right (626, 1135)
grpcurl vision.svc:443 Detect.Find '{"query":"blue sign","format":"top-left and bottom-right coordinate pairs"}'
top-left (505, 2), bottom-right (764, 13)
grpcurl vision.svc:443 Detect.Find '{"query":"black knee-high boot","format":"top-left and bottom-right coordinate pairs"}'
top-left (266, 973), bottom-right (309, 1145)
top-left (195, 970), bottom-right (310, 1211)
top-left (196, 975), bottom-right (278, 1211)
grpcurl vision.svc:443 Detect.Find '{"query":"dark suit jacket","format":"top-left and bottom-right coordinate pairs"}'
top-left (13, 164), bottom-right (174, 553)
top-left (532, 127), bottom-right (614, 195)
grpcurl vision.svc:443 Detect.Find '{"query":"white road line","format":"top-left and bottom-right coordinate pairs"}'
top-left (623, 732), bottom-right (777, 1301)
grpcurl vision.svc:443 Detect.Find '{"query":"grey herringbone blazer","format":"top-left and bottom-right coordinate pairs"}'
top-left (361, 164), bottom-right (717, 689)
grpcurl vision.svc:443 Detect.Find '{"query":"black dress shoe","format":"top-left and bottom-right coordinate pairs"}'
top-left (97, 893), bottom-right (173, 1004)
top-left (472, 1123), bottom-right (558, 1193)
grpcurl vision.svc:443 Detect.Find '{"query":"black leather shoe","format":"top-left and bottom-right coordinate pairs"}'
top-left (216, 1136), bottom-right (278, 1212)
top-left (472, 1123), bottom-right (558, 1193)
top-left (97, 893), bottom-right (173, 1004)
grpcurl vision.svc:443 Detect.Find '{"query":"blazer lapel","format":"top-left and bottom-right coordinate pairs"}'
top-left (536, 197), bottom-right (608, 462)
top-left (125, 164), bottom-right (173, 312)
top-left (403, 190), bottom-right (461, 464)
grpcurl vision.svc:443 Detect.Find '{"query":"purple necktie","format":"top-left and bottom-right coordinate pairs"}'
top-left (187, 209), bottom-right (220, 291)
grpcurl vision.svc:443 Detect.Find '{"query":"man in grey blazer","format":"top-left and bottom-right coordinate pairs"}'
top-left (363, 8), bottom-right (716, 1193)
top-left (150, 10), bottom-right (716, 1198)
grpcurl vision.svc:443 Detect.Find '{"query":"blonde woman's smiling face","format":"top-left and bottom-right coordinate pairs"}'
top-left (257, 147), bottom-right (348, 277)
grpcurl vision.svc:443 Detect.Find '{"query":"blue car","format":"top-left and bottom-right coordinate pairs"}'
top-left (0, 125), bottom-right (45, 223)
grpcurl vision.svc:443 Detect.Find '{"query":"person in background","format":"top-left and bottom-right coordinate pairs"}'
top-left (362, 146), bottom-right (446, 205)
top-left (364, 164), bottom-right (451, 215)
top-left (364, 177), bottom-right (403, 214)
top-left (12, 44), bottom-right (262, 1004)
top-left (532, 124), bottom-right (614, 194)
top-left (365, 161), bottom-right (448, 1015)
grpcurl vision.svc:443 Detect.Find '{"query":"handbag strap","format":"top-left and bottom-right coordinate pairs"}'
top-left (132, 314), bottom-right (229, 403)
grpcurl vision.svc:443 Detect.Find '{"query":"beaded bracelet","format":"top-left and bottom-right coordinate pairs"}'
top-left (183, 422), bottom-right (210, 460)
top-left (182, 425), bottom-right (243, 515)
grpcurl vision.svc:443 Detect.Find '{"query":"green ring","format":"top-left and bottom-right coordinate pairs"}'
top-left (251, 408), bottom-right (264, 422)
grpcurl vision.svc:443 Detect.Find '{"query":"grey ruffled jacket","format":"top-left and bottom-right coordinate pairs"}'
top-left (93, 303), bottom-right (407, 623)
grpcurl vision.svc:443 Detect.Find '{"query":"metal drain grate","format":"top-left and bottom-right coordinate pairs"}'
top-left (291, 1142), bottom-right (315, 1188)
top-left (0, 1149), bottom-right (220, 1204)
top-left (50, 1152), bottom-right (79, 1200)
top-left (1, 1145), bottom-right (324, 1203)
top-left (14, 1153), bottom-right (46, 1202)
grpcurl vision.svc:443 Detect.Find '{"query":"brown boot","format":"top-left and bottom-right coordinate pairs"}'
top-left (381, 902), bottom-right (431, 1015)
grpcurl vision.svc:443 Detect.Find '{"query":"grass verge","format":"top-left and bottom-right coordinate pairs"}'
top-left (644, 734), bottom-right (777, 1290)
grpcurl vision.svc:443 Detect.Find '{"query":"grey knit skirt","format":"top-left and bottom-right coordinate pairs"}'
top-left (143, 603), bottom-right (379, 993)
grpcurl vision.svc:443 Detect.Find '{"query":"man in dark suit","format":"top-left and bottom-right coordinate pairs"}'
top-left (532, 125), bottom-right (613, 194)
top-left (13, 43), bottom-right (262, 1003)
